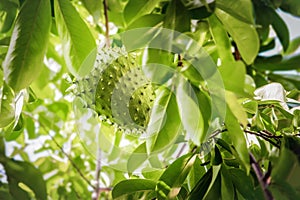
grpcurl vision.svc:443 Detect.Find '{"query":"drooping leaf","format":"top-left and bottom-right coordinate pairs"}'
top-left (229, 168), bottom-right (255, 199)
top-left (0, 83), bottom-right (15, 128)
top-left (156, 153), bottom-right (196, 199)
top-left (2, 159), bottom-right (47, 200)
top-left (225, 106), bottom-right (250, 172)
top-left (146, 86), bottom-right (181, 153)
top-left (54, 0), bottom-right (96, 77)
top-left (220, 165), bottom-right (234, 200)
top-left (187, 167), bottom-right (212, 200)
top-left (3, 0), bottom-right (51, 91)
top-left (112, 179), bottom-right (156, 199)
top-left (215, 9), bottom-right (259, 64)
top-left (208, 14), bottom-right (234, 62)
top-left (226, 91), bottom-right (248, 127)
top-left (176, 76), bottom-right (204, 145)
top-left (187, 155), bottom-right (206, 190)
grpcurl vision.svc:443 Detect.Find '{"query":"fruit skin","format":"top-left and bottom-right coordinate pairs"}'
top-left (72, 47), bottom-right (155, 134)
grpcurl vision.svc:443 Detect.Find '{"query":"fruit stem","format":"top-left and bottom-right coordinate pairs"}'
top-left (103, 0), bottom-right (110, 47)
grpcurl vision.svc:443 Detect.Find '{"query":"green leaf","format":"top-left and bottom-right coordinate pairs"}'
top-left (146, 86), bottom-right (181, 152)
top-left (81, 0), bottom-right (102, 22)
top-left (269, 8), bottom-right (290, 52)
top-left (2, 159), bottom-right (47, 200)
top-left (3, 0), bottom-right (51, 91)
top-left (254, 55), bottom-right (300, 71)
top-left (225, 106), bottom-right (250, 172)
top-left (220, 165), bottom-right (234, 200)
top-left (164, 0), bottom-right (190, 32)
top-left (127, 142), bottom-right (147, 172)
top-left (176, 76), bottom-right (204, 145)
top-left (156, 154), bottom-right (196, 199)
top-left (187, 156), bottom-right (206, 190)
top-left (208, 14), bottom-right (234, 63)
top-left (0, 0), bottom-right (18, 33)
top-left (219, 61), bottom-right (246, 95)
top-left (127, 14), bottom-right (164, 30)
top-left (112, 179), bottom-right (156, 199)
top-left (216, 0), bottom-right (254, 24)
top-left (0, 83), bottom-right (15, 128)
top-left (285, 36), bottom-right (300, 55)
top-left (124, 0), bottom-right (161, 25)
top-left (54, 0), bottom-right (96, 77)
top-left (226, 91), bottom-right (248, 128)
top-left (5, 115), bottom-right (24, 141)
top-left (184, 1), bottom-right (215, 20)
top-left (229, 168), bottom-right (255, 199)
top-left (0, 183), bottom-right (14, 200)
top-left (188, 167), bottom-right (212, 200)
top-left (215, 9), bottom-right (259, 64)
top-left (280, 0), bottom-right (300, 17)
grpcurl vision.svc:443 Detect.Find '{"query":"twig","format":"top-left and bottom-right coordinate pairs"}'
top-left (249, 153), bottom-right (273, 200)
top-left (93, 149), bottom-right (102, 200)
top-left (176, 143), bottom-right (187, 158)
top-left (103, 0), bottom-right (110, 47)
top-left (244, 130), bottom-right (280, 148)
top-left (23, 112), bottom-right (95, 189)
top-left (49, 134), bottom-right (96, 189)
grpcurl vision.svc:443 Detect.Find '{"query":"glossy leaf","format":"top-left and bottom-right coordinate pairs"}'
top-left (54, 0), bottom-right (96, 77)
top-left (164, 0), bottom-right (190, 32)
top-left (2, 159), bottom-right (47, 200)
top-left (112, 179), bottom-right (156, 199)
top-left (188, 167), bottom-right (212, 200)
top-left (229, 168), bottom-right (255, 199)
top-left (176, 76), bottom-right (204, 145)
top-left (215, 9), bottom-right (259, 64)
top-left (225, 106), bottom-right (250, 172)
top-left (124, 0), bottom-right (161, 25)
top-left (0, 83), bottom-right (15, 128)
top-left (81, 0), bottom-right (102, 22)
top-left (156, 153), bottom-right (195, 199)
top-left (208, 14), bottom-right (234, 62)
top-left (216, 0), bottom-right (254, 24)
top-left (3, 0), bottom-right (51, 91)
top-left (127, 14), bottom-right (164, 30)
top-left (226, 91), bottom-right (248, 128)
top-left (146, 86), bottom-right (181, 152)
top-left (219, 61), bottom-right (246, 95)
top-left (220, 165), bottom-right (234, 200)
top-left (187, 156), bottom-right (205, 190)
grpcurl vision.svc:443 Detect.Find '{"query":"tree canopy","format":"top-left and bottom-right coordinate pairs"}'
top-left (0, 0), bottom-right (300, 199)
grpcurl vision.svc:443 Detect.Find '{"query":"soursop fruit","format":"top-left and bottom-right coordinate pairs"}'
top-left (71, 47), bottom-right (155, 134)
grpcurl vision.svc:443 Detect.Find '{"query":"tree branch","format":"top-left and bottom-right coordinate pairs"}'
top-left (249, 153), bottom-right (273, 200)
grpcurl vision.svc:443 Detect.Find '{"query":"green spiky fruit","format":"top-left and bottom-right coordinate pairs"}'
top-left (72, 47), bottom-right (155, 133)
